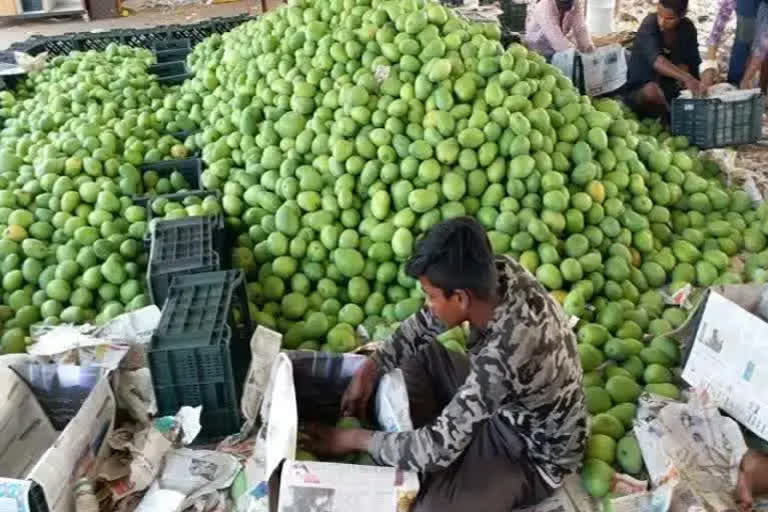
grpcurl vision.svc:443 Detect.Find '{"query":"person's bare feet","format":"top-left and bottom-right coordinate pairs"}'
top-left (736, 449), bottom-right (768, 512)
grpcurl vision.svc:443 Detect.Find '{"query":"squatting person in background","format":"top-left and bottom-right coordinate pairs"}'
top-left (306, 217), bottom-right (587, 511)
top-left (701, 0), bottom-right (768, 95)
top-left (525, 0), bottom-right (595, 61)
top-left (624, 0), bottom-right (703, 119)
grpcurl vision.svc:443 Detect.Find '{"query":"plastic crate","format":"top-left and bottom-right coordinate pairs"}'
top-left (146, 189), bottom-right (221, 222)
top-left (153, 38), bottom-right (191, 52)
top-left (501, 29), bottom-right (522, 48)
top-left (500, 0), bottom-right (527, 33)
top-left (147, 59), bottom-right (193, 85)
top-left (5, 15), bottom-right (254, 59)
top-left (170, 130), bottom-right (195, 141)
top-left (147, 216), bottom-right (224, 305)
top-left (153, 381), bottom-right (240, 439)
top-left (148, 60), bottom-right (187, 76)
top-left (78, 34), bottom-right (119, 52)
top-left (169, 23), bottom-right (218, 45)
top-left (154, 270), bottom-right (252, 364)
top-left (155, 48), bottom-right (191, 64)
top-left (149, 270), bottom-right (253, 439)
top-left (159, 72), bottom-right (192, 86)
top-left (123, 28), bottom-right (172, 49)
top-left (138, 157), bottom-right (203, 194)
top-left (671, 93), bottom-right (764, 149)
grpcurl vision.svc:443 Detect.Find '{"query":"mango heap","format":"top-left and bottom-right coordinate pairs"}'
top-left (2, 0), bottom-right (768, 497)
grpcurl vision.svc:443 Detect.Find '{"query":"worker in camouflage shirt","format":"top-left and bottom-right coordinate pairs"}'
top-left (307, 217), bottom-right (587, 511)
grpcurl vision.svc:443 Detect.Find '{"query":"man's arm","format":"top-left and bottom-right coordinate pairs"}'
top-left (367, 343), bottom-right (513, 472)
top-left (369, 307), bottom-right (444, 373)
top-left (741, 33), bottom-right (768, 88)
top-left (536, 0), bottom-right (576, 53)
top-left (655, 56), bottom-right (699, 85)
top-left (706, 0), bottom-right (736, 52)
top-left (571, 0), bottom-right (595, 53)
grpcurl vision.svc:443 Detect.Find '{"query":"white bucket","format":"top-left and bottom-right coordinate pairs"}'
top-left (587, 4), bottom-right (615, 37)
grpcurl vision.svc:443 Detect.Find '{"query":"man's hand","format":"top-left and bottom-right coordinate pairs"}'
top-left (740, 56), bottom-right (761, 90)
top-left (340, 358), bottom-right (380, 420)
top-left (701, 68), bottom-right (717, 90)
top-left (302, 423), bottom-right (372, 457)
top-left (684, 76), bottom-right (704, 98)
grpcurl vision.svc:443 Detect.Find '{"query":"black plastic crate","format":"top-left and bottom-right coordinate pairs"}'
top-left (157, 270), bottom-right (251, 345)
top-left (147, 60), bottom-right (192, 85)
top-left (78, 34), bottom-right (118, 52)
top-left (501, 30), bottom-right (523, 48)
top-left (148, 60), bottom-right (187, 77)
top-left (671, 93), bottom-right (764, 149)
top-left (47, 36), bottom-right (81, 54)
top-left (147, 216), bottom-right (224, 305)
top-left (123, 28), bottom-right (172, 49)
top-left (154, 270), bottom-right (252, 379)
top-left (149, 270), bottom-right (253, 440)
top-left (146, 189), bottom-right (221, 222)
top-left (154, 381), bottom-right (240, 439)
top-left (0, 72), bottom-right (22, 92)
top-left (155, 48), bottom-right (191, 64)
top-left (138, 157), bottom-right (203, 195)
top-left (153, 38), bottom-right (191, 51)
top-left (500, 0), bottom-right (527, 33)
top-left (169, 24), bottom-right (217, 45)
top-left (170, 130), bottom-right (195, 141)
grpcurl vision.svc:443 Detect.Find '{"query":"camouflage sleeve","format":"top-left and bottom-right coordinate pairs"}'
top-left (369, 307), bottom-right (444, 373)
top-left (367, 342), bottom-right (512, 472)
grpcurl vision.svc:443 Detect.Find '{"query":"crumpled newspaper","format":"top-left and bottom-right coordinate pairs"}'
top-left (704, 148), bottom-right (766, 203)
top-left (14, 52), bottom-right (47, 73)
top-left (625, 389), bottom-right (748, 512)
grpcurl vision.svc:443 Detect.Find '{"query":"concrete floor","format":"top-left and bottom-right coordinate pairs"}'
top-left (0, 0), bottom-right (258, 50)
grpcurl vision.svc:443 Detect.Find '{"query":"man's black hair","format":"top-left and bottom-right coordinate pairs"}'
top-left (405, 217), bottom-right (498, 300)
top-left (660, 0), bottom-right (688, 16)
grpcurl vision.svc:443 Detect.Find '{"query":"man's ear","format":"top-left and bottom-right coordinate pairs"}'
top-left (456, 289), bottom-right (471, 310)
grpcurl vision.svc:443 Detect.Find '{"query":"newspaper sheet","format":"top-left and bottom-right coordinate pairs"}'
top-left (276, 461), bottom-right (418, 512)
top-left (135, 448), bottom-right (240, 512)
top-left (681, 291), bottom-right (768, 441)
top-left (26, 306), bottom-right (161, 370)
top-left (0, 368), bottom-right (57, 480)
top-left (106, 406), bottom-right (202, 501)
top-left (630, 389), bottom-right (748, 512)
top-left (551, 45), bottom-right (628, 97)
top-left (240, 326), bottom-right (283, 433)
top-left (579, 45), bottom-right (628, 96)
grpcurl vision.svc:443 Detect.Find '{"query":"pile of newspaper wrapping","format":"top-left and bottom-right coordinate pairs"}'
top-left (0, 308), bottom-right (242, 512)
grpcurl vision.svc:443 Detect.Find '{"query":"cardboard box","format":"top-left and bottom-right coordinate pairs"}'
top-left (0, 360), bottom-right (116, 512)
top-left (259, 349), bottom-right (420, 512)
top-left (678, 284), bottom-right (768, 442)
